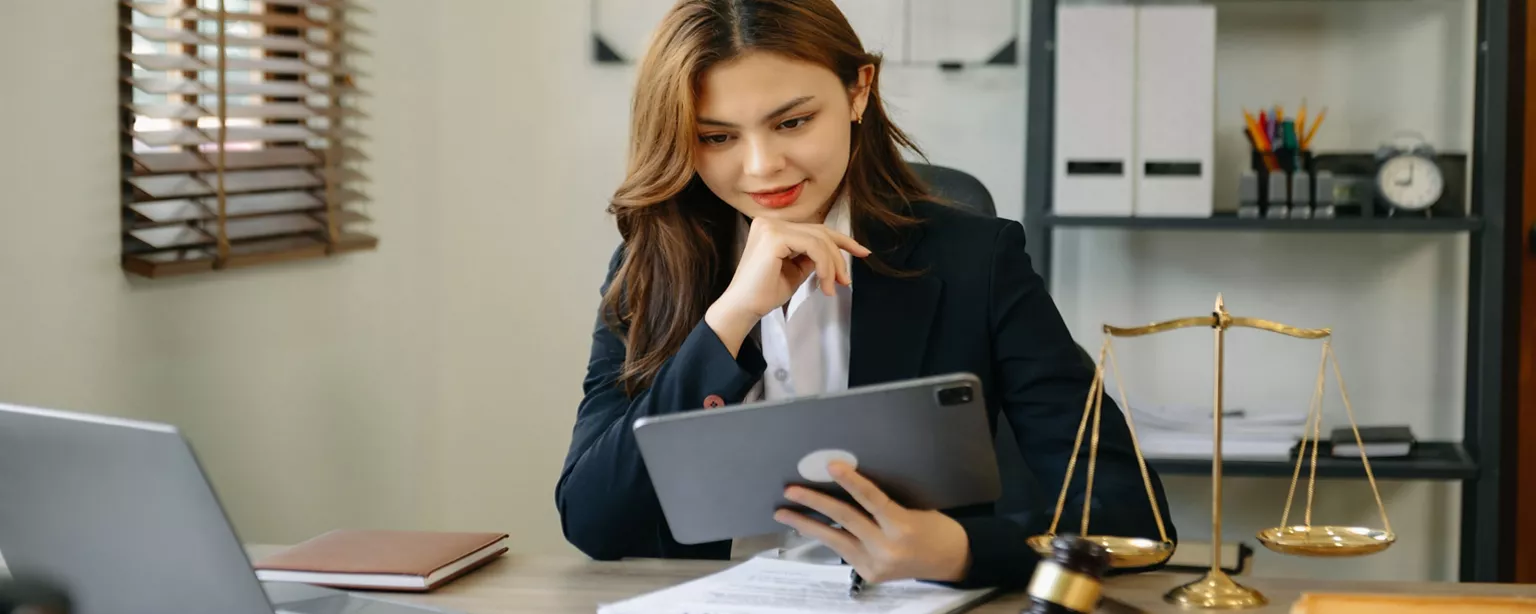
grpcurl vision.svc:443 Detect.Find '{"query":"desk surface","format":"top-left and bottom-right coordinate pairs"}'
top-left (262, 550), bottom-right (1536, 614)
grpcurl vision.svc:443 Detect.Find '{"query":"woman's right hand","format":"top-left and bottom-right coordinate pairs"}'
top-left (704, 217), bottom-right (871, 357)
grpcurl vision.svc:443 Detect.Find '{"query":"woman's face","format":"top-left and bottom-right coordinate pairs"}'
top-left (693, 52), bottom-right (871, 224)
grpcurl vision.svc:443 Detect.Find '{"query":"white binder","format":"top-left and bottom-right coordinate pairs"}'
top-left (1134, 5), bottom-right (1216, 217)
top-left (1053, 5), bottom-right (1135, 217)
top-left (1052, 5), bottom-right (1216, 218)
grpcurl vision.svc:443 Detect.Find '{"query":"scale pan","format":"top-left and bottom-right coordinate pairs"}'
top-left (1256, 526), bottom-right (1394, 556)
top-left (1027, 534), bottom-right (1175, 568)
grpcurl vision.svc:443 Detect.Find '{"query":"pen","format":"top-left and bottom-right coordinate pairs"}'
top-left (849, 569), bottom-right (864, 598)
top-left (1282, 120), bottom-right (1299, 169)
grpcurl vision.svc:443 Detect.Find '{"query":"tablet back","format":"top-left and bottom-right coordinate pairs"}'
top-left (632, 373), bottom-right (1001, 545)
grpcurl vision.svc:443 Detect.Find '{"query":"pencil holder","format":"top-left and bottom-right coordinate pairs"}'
top-left (1289, 150), bottom-right (1317, 218)
top-left (1242, 149), bottom-right (1271, 217)
top-left (1245, 148), bottom-right (1319, 217)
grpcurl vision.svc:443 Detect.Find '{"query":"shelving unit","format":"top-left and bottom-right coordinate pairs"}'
top-left (1045, 214), bottom-right (1486, 233)
top-left (1021, 0), bottom-right (1517, 583)
top-left (1150, 442), bottom-right (1478, 481)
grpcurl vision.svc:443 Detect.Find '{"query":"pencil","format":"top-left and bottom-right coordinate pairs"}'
top-left (1302, 108), bottom-right (1327, 150)
top-left (1298, 99), bottom-right (1308, 147)
top-left (1242, 110), bottom-right (1278, 171)
top-left (1242, 113), bottom-right (1263, 147)
top-left (1241, 111), bottom-right (1277, 170)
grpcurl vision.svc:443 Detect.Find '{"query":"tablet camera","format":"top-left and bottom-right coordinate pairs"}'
top-left (936, 384), bottom-right (974, 406)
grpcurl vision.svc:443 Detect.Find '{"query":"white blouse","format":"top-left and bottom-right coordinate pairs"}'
top-left (730, 196), bottom-right (854, 563)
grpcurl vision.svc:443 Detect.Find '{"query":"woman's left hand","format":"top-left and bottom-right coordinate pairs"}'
top-left (773, 461), bottom-right (972, 584)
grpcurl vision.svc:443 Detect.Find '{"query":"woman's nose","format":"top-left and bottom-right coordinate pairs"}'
top-left (742, 136), bottom-right (786, 178)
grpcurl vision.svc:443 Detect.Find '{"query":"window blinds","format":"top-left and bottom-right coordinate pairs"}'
top-left (120, 0), bottom-right (373, 278)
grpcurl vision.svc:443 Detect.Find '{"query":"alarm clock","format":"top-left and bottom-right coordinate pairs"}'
top-left (1374, 134), bottom-right (1445, 216)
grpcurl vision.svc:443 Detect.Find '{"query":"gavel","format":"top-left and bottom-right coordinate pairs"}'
top-left (1021, 534), bottom-right (1111, 614)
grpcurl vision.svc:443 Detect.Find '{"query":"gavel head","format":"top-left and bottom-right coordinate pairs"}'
top-left (1049, 534), bottom-right (1111, 578)
top-left (1022, 534), bottom-right (1111, 614)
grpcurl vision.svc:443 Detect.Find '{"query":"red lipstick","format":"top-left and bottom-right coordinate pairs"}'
top-left (749, 181), bottom-right (805, 209)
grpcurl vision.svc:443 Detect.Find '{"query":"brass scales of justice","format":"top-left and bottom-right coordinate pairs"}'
top-left (1025, 295), bottom-right (1395, 609)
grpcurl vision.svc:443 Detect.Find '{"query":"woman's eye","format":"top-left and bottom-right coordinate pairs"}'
top-left (778, 115), bottom-right (812, 130)
top-left (698, 133), bottom-right (731, 145)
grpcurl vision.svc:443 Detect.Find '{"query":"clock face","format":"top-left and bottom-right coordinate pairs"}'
top-left (1376, 155), bottom-right (1444, 211)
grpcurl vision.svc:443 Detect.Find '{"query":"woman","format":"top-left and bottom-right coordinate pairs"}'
top-left (556, 0), bottom-right (1175, 589)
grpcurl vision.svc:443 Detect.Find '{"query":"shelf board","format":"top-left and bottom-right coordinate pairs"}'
top-left (1045, 214), bottom-right (1483, 233)
top-left (1147, 442), bottom-right (1477, 480)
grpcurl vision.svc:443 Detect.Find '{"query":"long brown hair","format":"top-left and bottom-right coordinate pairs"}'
top-left (603, 0), bottom-right (932, 394)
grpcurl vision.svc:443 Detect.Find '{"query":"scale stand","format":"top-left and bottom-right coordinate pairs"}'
top-left (1029, 295), bottom-right (1395, 610)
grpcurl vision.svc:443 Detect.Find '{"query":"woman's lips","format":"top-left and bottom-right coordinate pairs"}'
top-left (749, 181), bottom-right (805, 209)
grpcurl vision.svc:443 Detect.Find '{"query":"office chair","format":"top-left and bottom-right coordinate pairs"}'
top-left (908, 162), bottom-right (1116, 526)
top-left (908, 161), bottom-right (997, 217)
top-left (906, 161), bottom-right (1047, 519)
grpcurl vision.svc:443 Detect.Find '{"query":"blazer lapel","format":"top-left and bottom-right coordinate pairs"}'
top-left (848, 214), bottom-right (942, 387)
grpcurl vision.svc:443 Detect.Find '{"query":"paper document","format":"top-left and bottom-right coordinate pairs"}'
top-left (597, 558), bottom-right (996, 614)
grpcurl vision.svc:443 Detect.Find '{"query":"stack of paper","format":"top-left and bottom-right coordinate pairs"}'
top-left (1131, 405), bottom-right (1307, 460)
top-left (597, 558), bottom-right (996, 614)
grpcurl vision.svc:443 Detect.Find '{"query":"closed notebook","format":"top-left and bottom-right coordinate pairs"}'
top-left (1330, 426), bottom-right (1415, 458)
top-left (253, 529), bottom-right (509, 592)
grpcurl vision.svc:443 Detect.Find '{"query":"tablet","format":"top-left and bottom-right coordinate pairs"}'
top-left (632, 373), bottom-right (1001, 545)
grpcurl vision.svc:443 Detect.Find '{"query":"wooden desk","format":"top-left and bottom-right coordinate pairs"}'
top-left (292, 552), bottom-right (1536, 614)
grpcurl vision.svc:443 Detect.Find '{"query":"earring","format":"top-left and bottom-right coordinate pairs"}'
top-left (855, 115), bottom-right (863, 125)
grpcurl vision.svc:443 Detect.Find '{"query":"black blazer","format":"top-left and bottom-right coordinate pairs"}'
top-left (555, 200), bottom-right (1176, 589)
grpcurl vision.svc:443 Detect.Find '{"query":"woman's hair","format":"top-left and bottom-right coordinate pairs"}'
top-left (603, 0), bottom-right (931, 394)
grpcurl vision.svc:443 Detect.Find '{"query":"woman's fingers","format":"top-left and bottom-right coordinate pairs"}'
top-left (815, 231), bottom-right (851, 287)
top-left (796, 226), bottom-right (859, 292)
top-left (827, 462), bottom-right (899, 523)
top-left (784, 486), bottom-right (883, 543)
top-left (780, 228), bottom-right (841, 296)
top-left (826, 229), bottom-right (872, 258)
top-left (748, 219), bottom-right (869, 299)
top-left (819, 229), bottom-right (868, 290)
top-left (788, 254), bottom-right (818, 283)
top-left (810, 232), bottom-right (844, 294)
top-left (772, 508), bottom-right (867, 563)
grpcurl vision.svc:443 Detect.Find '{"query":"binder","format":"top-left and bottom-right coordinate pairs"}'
top-left (1133, 5), bottom-right (1216, 217)
top-left (1053, 5), bottom-right (1135, 217)
top-left (1052, 5), bottom-right (1216, 218)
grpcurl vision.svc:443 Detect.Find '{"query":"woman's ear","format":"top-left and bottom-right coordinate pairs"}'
top-left (850, 64), bottom-right (875, 122)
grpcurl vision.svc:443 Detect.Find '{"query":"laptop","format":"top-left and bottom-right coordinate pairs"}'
top-left (0, 402), bottom-right (461, 614)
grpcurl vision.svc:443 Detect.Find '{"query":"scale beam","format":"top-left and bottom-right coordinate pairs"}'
top-left (1103, 317), bottom-right (1331, 340)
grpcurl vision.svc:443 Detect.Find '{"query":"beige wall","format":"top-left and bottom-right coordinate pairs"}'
top-left (0, 0), bottom-right (1469, 582)
top-left (0, 0), bottom-right (617, 554)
